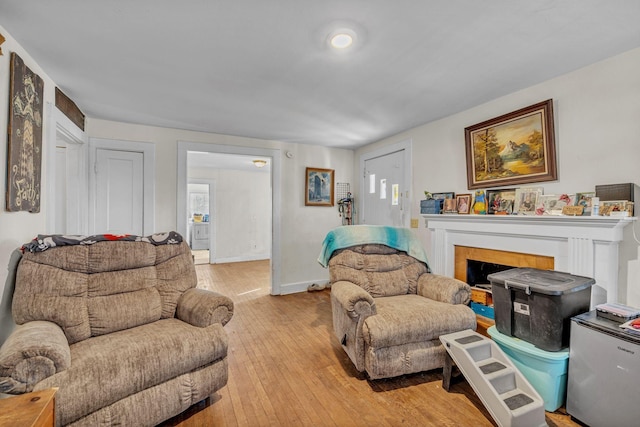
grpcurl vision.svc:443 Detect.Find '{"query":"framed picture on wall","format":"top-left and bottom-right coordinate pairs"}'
top-left (465, 99), bottom-right (557, 190)
top-left (305, 167), bottom-right (334, 206)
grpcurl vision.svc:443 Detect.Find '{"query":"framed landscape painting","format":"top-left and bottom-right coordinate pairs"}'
top-left (305, 167), bottom-right (334, 206)
top-left (465, 99), bottom-right (557, 190)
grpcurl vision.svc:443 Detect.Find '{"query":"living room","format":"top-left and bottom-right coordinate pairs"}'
top-left (1, 2), bottom-right (640, 426)
top-left (0, 3), bottom-right (639, 306)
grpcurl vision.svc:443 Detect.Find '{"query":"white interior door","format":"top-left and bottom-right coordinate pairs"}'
top-left (95, 149), bottom-right (144, 235)
top-left (48, 107), bottom-right (88, 235)
top-left (54, 146), bottom-right (67, 233)
top-left (362, 149), bottom-right (407, 226)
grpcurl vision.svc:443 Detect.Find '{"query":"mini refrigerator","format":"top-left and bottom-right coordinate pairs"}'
top-left (566, 311), bottom-right (640, 426)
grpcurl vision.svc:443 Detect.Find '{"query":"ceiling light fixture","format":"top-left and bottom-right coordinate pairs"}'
top-left (253, 159), bottom-right (267, 168)
top-left (330, 33), bottom-right (353, 49)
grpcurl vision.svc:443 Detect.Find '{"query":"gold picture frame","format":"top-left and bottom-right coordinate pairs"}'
top-left (465, 99), bottom-right (557, 190)
top-left (305, 167), bottom-right (334, 206)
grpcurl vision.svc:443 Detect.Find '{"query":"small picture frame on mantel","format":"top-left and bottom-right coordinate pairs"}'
top-left (443, 198), bottom-right (458, 214)
top-left (456, 194), bottom-right (472, 214)
top-left (514, 187), bottom-right (543, 215)
top-left (575, 192), bottom-right (596, 216)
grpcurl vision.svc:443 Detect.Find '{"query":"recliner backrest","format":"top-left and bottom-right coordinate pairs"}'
top-left (328, 244), bottom-right (428, 297)
top-left (11, 241), bottom-right (196, 344)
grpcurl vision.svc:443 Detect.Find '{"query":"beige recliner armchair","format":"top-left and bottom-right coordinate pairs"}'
top-left (0, 232), bottom-right (233, 427)
top-left (320, 226), bottom-right (476, 380)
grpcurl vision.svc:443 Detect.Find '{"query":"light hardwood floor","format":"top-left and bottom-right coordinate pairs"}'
top-left (161, 260), bottom-right (579, 427)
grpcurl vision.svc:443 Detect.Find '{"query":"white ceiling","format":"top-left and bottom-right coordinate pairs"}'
top-left (2, 1), bottom-right (639, 149)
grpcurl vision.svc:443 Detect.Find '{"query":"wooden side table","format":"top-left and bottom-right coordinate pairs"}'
top-left (0, 388), bottom-right (57, 427)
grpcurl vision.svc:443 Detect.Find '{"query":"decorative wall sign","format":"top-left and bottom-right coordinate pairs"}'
top-left (6, 53), bottom-right (44, 212)
top-left (465, 99), bottom-right (556, 189)
top-left (305, 167), bottom-right (334, 206)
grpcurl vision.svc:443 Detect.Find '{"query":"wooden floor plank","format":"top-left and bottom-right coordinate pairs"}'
top-left (162, 260), bottom-right (579, 427)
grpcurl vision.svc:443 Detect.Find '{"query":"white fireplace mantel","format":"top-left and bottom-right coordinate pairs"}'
top-left (423, 214), bottom-right (636, 307)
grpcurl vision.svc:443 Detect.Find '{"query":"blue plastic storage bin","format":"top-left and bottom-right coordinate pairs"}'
top-left (470, 301), bottom-right (494, 319)
top-left (487, 326), bottom-right (569, 412)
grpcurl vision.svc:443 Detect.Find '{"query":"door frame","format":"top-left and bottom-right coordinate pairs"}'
top-left (359, 138), bottom-right (412, 227)
top-left (88, 138), bottom-right (156, 235)
top-left (46, 103), bottom-right (88, 234)
top-left (177, 141), bottom-right (282, 295)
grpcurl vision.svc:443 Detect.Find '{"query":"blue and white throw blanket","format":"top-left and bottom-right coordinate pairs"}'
top-left (317, 225), bottom-right (429, 268)
top-left (22, 231), bottom-right (183, 253)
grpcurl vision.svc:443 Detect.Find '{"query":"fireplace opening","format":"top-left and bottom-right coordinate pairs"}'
top-left (466, 259), bottom-right (514, 290)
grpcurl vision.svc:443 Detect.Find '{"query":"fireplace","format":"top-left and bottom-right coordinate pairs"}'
top-left (423, 215), bottom-right (635, 307)
top-left (454, 246), bottom-right (554, 285)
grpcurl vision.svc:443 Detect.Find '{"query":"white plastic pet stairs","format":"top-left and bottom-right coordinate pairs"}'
top-left (440, 329), bottom-right (547, 427)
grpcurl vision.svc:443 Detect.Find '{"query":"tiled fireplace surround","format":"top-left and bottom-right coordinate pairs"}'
top-left (423, 215), bottom-right (636, 307)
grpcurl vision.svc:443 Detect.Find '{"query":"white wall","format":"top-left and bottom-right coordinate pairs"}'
top-left (189, 167), bottom-right (271, 262)
top-left (0, 26), bottom-right (56, 308)
top-left (356, 47), bottom-right (640, 305)
top-left (0, 23), bottom-right (353, 307)
top-left (86, 119), bottom-right (354, 292)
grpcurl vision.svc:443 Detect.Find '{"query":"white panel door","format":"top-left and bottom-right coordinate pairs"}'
top-left (54, 146), bottom-right (67, 233)
top-left (95, 149), bottom-right (144, 235)
top-left (362, 149), bottom-right (405, 226)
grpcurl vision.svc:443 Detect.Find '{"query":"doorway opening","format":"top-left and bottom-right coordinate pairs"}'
top-left (187, 181), bottom-right (213, 265)
top-left (177, 141), bottom-right (282, 295)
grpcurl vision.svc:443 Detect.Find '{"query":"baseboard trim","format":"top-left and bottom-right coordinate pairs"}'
top-left (279, 280), bottom-right (330, 295)
top-left (213, 254), bottom-right (270, 264)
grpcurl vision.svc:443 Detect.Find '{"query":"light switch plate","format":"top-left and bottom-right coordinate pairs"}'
top-left (410, 218), bottom-right (419, 228)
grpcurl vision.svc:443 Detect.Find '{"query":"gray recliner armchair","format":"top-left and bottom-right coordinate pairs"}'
top-left (320, 226), bottom-right (476, 380)
top-left (0, 233), bottom-right (233, 427)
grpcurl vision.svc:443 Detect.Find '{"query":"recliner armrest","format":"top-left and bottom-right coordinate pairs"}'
top-left (176, 288), bottom-right (234, 327)
top-left (330, 281), bottom-right (376, 372)
top-left (330, 281), bottom-right (376, 318)
top-left (417, 274), bottom-right (471, 305)
top-left (0, 320), bottom-right (70, 394)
